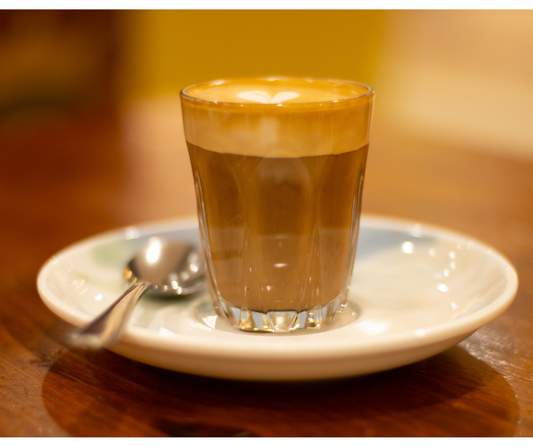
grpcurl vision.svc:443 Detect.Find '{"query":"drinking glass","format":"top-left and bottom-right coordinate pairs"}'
top-left (181, 77), bottom-right (374, 332)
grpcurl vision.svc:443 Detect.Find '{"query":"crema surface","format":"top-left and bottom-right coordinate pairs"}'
top-left (183, 78), bottom-right (368, 104)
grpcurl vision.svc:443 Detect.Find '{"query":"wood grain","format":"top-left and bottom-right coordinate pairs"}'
top-left (1, 104), bottom-right (532, 436)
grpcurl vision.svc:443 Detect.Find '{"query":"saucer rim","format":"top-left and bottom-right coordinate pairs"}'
top-left (37, 214), bottom-right (518, 364)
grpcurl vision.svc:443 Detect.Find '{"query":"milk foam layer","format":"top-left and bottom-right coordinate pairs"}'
top-left (181, 77), bottom-right (374, 158)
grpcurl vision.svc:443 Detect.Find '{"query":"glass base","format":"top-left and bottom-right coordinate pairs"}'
top-left (213, 295), bottom-right (346, 333)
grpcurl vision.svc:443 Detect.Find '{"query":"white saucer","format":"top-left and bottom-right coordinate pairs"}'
top-left (37, 215), bottom-right (518, 381)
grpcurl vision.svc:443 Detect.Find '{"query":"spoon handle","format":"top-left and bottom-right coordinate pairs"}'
top-left (69, 282), bottom-right (154, 349)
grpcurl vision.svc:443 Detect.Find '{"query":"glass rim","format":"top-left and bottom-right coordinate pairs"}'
top-left (180, 76), bottom-right (374, 107)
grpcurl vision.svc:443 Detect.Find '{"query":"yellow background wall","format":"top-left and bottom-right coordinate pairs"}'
top-left (1, 11), bottom-right (532, 160)
top-left (118, 10), bottom-right (387, 101)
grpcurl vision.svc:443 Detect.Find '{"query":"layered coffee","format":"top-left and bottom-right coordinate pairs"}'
top-left (181, 77), bottom-right (374, 332)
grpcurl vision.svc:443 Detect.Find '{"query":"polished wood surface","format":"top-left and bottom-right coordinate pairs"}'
top-left (1, 102), bottom-right (533, 437)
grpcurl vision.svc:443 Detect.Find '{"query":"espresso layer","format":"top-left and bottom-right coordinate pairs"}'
top-left (189, 143), bottom-right (368, 312)
top-left (181, 77), bottom-right (374, 158)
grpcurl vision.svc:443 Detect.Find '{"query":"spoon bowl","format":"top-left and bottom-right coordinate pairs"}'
top-left (70, 237), bottom-right (207, 349)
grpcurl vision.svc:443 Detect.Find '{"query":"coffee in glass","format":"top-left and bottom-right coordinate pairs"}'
top-left (181, 77), bottom-right (374, 332)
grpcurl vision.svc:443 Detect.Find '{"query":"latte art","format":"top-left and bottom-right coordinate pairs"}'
top-left (236, 91), bottom-right (300, 104)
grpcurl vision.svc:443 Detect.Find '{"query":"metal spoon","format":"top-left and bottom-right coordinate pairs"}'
top-left (70, 237), bottom-right (206, 349)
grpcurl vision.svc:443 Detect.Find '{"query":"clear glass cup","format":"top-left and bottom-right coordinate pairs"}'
top-left (181, 77), bottom-right (374, 332)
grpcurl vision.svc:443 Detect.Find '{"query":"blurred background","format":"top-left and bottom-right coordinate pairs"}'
top-left (1, 10), bottom-right (532, 158)
top-left (1, 10), bottom-right (532, 225)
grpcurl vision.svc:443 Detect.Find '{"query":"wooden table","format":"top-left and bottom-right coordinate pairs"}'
top-left (1, 99), bottom-right (532, 437)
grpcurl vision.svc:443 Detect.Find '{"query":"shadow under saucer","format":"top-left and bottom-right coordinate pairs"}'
top-left (41, 344), bottom-right (519, 436)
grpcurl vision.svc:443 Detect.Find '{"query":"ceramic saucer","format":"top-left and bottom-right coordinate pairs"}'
top-left (37, 215), bottom-right (518, 381)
